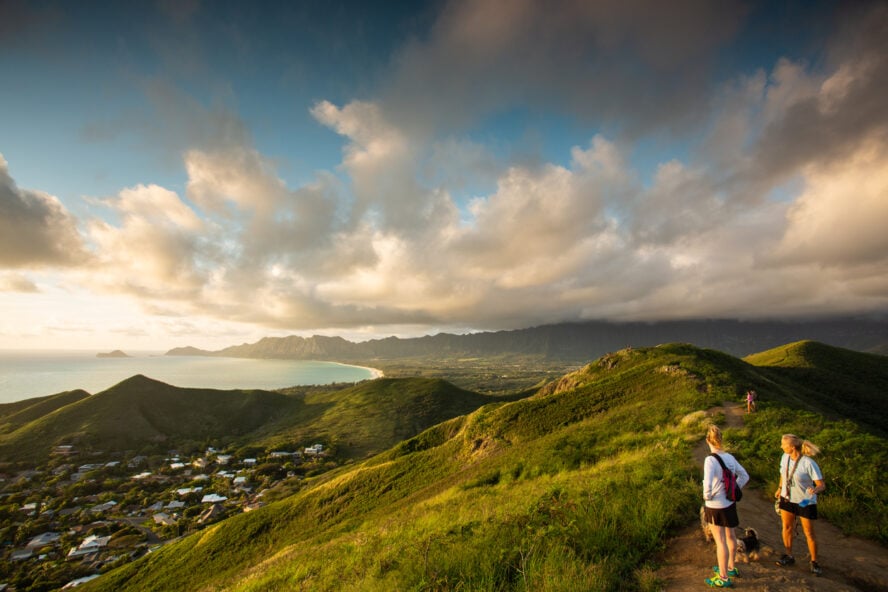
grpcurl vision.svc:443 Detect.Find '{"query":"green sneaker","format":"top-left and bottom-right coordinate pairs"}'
top-left (704, 575), bottom-right (734, 588)
top-left (712, 566), bottom-right (740, 577)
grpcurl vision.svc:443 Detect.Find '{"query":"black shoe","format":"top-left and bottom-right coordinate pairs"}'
top-left (776, 554), bottom-right (795, 567)
top-left (810, 561), bottom-right (822, 576)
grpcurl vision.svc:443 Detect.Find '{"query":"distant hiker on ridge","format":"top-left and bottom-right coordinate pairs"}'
top-left (745, 389), bottom-right (757, 414)
top-left (702, 425), bottom-right (750, 588)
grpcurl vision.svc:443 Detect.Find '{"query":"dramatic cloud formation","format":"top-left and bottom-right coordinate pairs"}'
top-left (0, 155), bottom-right (87, 268)
top-left (1, 0), bottom-right (886, 349)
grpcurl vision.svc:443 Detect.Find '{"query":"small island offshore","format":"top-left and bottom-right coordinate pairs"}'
top-left (96, 350), bottom-right (131, 358)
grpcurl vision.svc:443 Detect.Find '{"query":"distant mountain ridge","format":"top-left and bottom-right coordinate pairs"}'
top-left (167, 318), bottom-right (888, 361)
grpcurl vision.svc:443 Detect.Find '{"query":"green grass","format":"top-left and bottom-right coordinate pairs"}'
top-left (46, 342), bottom-right (888, 590)
top-left (81, 344), bottom-right (722, 591)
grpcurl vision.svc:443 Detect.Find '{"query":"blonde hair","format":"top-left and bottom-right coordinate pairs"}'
top-left (706, 425), bottom-right (723, 449)
top-left (782, 433), bottom-right (821, 457)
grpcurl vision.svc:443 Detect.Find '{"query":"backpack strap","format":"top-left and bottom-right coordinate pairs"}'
top-left (710, 452), bottom-right (731, 476)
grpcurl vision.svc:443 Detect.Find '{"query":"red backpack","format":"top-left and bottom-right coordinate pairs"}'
top-left (711, 453), bottom-right (743, 502)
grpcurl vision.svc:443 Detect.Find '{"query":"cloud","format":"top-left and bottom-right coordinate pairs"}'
top-left (0, 273), bottom-right (38, 292)
top-left (7, 1), bottom-right (888, 347)
top-left (380, 0), bottom-right (748, 135)
top-left (87, 183), bottom-right (210, 300)
top-left (0, 154), bottom-right (88, 269)
top-left (771, 139), bottom-right (888, 267)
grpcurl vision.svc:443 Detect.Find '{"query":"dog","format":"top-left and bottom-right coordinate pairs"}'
top-left (736, 527), bottom-right (760, 562)
top-left (699, 508), bottom-right (761, 562)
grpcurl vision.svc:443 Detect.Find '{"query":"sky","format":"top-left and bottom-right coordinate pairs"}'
top-left (1, 0), bottom-right (887, 352)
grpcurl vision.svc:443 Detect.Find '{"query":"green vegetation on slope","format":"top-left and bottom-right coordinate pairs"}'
top-left (48, 342), bottom-right (888, 591)
top-left (83, 344), bottom-right (728, 592)
top-left (732, 340), bottom-right (888, 542)
top-left (744, 340), bottom-right (888, 435)
top-left (0, 376), bottom-right (502, 466)
top-left (0, 389), bottom-right (90, 435)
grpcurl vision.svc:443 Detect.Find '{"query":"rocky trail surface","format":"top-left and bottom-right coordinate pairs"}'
top-left (653, 402), bottom-right (888, 591)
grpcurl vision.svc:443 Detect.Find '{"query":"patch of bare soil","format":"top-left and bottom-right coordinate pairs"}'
top-left (653, 403), bottom-right (888, 591)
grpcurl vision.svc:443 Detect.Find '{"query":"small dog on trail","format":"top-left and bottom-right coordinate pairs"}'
top-left (737, 527), bottom-right (760, 562)
top-left (699, 507), bottom-right (761, 562)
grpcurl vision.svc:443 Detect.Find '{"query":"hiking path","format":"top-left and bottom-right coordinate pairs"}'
top-left (652, 402), bottom-right (888, 591)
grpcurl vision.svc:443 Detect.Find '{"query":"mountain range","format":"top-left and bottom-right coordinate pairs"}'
top-left (166, 317), bottom-right (888, 362)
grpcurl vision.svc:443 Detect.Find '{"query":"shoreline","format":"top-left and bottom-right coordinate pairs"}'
top-left (0, 355), bottom-right (384, 404)
top-left (331, 361), bottom-right (384, 380)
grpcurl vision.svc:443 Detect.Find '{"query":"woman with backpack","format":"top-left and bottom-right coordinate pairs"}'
top-left (702, 424), bottom-right (750, 588)
top-left (774, 434), bottom-right (826, 576)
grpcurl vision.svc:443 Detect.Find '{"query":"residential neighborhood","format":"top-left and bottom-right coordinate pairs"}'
top-left (0, 443), bottom-right (330, 591)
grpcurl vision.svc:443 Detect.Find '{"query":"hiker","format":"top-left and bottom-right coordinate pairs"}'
top-left (702, 425), bottom-right (750, 588)
top-left (746, 390), bottom-right (757, 413)
top-left (775, 434), bottom-right (826, 575)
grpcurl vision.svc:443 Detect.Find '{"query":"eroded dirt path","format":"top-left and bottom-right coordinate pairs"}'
top-left (653, 402), bottom-right (888, 591)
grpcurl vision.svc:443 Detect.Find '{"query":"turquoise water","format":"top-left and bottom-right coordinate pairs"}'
top-left (0, 351), bottom-right (379, 404)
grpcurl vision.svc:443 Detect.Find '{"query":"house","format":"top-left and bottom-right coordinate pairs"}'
top-left (53, 445), bottom-right (77, 456)
top-left (131, 471), bottom-right (153, 480)
top-left (243, 458), bottom-right (257, 467)
top-left (146, 501), bottom-right (164, 513)
top-left (152, 512), bottom-right (176, 526)
top-left (304, 444), bottom-right (325, 456)
top-left (127, 455), bottom-right (147, 467)
top-left (11, 548), bottom-right (33, 561)
top-left (192, 458), bottom-right (208, 469)
top-left (269, 451), bottom-right (293, 458)
top-left (165, 501), bottom-right (185, 510)
top-left (67, 534), bottom-right (111, 559)
top-left (90, 501), bottom-right (117, 514)
top-left (198, 503), bottom-right (225, 524)
top-left (27, 532), bottom-right (61, 548)
top-left (200, 493), bottom-right (227, 504)
top-left (61, 574), bottom-right (101, 588)
top-left (216, 454), bottom-right (233, 465)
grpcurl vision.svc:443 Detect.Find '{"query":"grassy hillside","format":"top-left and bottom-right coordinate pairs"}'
top-left (80, 344), bottom-right (732, 591)
top-left (734, 340), bottom-right (888, 540)
top-left (0, 389), bottom-right (90, 435)
top-left (0, 376), bottom-right (500, 464)
top-left (79, 342), bottom-right (888, 592)
top-left (743, 340), bottom-right (888, 434)
top-left (266, 378), bottom-right (503, 458)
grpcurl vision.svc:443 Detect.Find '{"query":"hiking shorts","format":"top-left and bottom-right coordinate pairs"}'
top-left (778, 498), bottom-right (818, 520)
top-left (704, 503), bottom-right (739, 528)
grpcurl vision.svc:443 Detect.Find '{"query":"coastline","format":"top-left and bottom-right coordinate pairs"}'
top-left (0, 354), bottom-right (383, 404)
top-left (332, 361), bottom-right (384, 380)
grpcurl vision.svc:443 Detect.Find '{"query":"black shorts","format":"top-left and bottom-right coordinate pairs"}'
top-left (704, 503), bottom-right (739, 528)
top-left (778, 498), bottom-right (818, 520)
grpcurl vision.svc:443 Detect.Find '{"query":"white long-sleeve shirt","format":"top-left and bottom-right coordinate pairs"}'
top-left (703, 451), bottom-right (750, 508)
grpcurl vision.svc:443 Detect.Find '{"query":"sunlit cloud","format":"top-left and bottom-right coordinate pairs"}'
top-left (1, 0), bottom-right (887, 350)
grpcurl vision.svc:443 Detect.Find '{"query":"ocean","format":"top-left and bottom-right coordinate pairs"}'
top-left (0, 351), bottom-right (380, 404)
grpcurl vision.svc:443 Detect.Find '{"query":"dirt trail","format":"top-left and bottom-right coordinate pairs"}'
top-left (653, 402), bottom-right (888, 591)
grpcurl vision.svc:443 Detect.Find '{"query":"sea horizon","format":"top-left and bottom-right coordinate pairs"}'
top-left (0, 350), bottom-right (381, 404)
